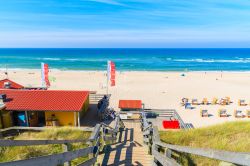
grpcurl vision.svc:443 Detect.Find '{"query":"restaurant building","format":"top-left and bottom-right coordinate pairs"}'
top-left (0, 89), bottom-right (89, 128)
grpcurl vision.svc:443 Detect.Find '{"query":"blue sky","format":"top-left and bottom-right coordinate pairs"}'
top-left (0, 0), bottom-right (250, 48)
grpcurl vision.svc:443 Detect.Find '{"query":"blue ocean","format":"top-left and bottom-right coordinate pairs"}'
top-left (0, 48), bottom-right (250, 71)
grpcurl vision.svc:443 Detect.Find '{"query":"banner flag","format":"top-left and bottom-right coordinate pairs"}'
top-left (41, 63), bottom-right (50, 87)
top-left (107, 61), bottom-right (116, 86)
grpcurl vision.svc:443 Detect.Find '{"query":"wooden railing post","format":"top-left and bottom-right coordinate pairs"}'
top-left (166, 148), bottom-right (172, 158)
top-left (148, 128), bottom-right (153, 155)
top-left (63, 143), bottom-right (71, 166)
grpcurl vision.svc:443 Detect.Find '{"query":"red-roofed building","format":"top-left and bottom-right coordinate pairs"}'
top-left (119, 100), bottom-right (143, 111)
top-left (0, 79), bottom-right (24, 89)
top-left (0, 89), bottom-right (89, 128)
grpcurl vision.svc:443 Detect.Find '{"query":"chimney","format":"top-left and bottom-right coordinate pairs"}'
top-left (4, 82), bottom-right (11, 89)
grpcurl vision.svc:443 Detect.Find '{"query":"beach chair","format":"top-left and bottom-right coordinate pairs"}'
top-left (238, 99), bottom-right (247, 106)
top-left (211, 98), bottom-right (218, 105)
top-left (181, 98), bottom-right (188, 106)
top-left (219, 98), bottom-right (227, 105)
top-left (201, 98), bottom-right (209, 105)
top-left (246, 110), bottom-right (250, 118)
top-left (192, 99), bottom-right (199, 105)
top-left (200, 109), bottom-right (209, 117)
top-left (225, 97), bottom-right (231, 104)
top-left (234, 110), bottom-right (244, 118)
top-left (218, 109), bottom-right (228, 117)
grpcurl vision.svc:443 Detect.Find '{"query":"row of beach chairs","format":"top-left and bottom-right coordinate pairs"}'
top-left (181, 97), bottom-right (232, 106)
top-left (200, 109), bottom-right (250, 118)
top-left (182, 98), bottom-right (250, 106)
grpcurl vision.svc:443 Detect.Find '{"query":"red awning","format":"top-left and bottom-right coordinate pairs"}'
top-left (119, 100), bottom-right (142, 109)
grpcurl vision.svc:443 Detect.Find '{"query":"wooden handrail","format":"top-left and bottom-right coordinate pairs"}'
top-left (0, 126), bottom-right (93, 132)
top-left (141, 113), bottom-right (250, 165)
top-left (154, 139), bottom-right (250, 166)
top-left (0, 146), bottom-right (95, 166)
top-left (0, 139), bottom-right (90, 147)
top-left (0, 113), bottom-right (125, 166)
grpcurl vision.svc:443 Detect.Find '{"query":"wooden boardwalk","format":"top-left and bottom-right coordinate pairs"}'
top-left (99, 121), bottom-right (153, 166)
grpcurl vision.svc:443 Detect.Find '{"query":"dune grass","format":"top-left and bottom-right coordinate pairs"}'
top-left (0, 127), bottom-right (91, 165)
top-left (159, 121), bottom-right (250, 165)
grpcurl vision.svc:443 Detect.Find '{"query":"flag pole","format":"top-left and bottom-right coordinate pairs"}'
top-left (41, 62), bottom-right (45, 87)
top-left (41, 63), bottom-right (44, 87)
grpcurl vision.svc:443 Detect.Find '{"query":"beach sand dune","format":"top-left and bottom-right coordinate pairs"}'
top-left (1, 70), bottom-right (250, 127)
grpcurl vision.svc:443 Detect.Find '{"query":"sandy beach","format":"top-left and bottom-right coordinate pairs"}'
top-left (1, 69), bottom-right (250, 128)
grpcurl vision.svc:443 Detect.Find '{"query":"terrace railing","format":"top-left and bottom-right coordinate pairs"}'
top-left (141, 112), bottom-right (250, 166)
top-left (0, 113), bottom-right (124, 166)
top-left (141, 109), bottom-right (192, 129)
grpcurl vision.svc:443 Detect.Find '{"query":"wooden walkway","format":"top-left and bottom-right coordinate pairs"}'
top-left (99, 121), bottom-right (153, 166)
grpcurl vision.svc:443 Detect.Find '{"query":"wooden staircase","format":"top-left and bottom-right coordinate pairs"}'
top-left (98, 121), bottom-right (153, 166)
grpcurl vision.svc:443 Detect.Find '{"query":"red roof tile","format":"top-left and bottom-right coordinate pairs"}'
top-left (119, 100), bottom-right (142, 109)
top-left (0, 79), bottom-right (24, 89)
top-left (0, 89), bottom-right (89, 112)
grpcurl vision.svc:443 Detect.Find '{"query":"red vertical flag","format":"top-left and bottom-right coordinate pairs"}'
top-left (108, 61), bottom-right (116, 86)
top-left (41, 63), bottom-right (50, 87)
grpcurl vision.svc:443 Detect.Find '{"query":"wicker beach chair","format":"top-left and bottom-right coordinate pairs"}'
top-left (234, 110), bottom-right (244, 118)
top-left (218, 109), bottom-right (228, 117)
top-left (200, 109), bottom-right (209, 117)
top-left (219, 98), bottom-right (227, 105)
top-left (238, 99), bottom-right (247, 106)
top-left (192, 99), bottom-right (199, 105)
top-left (246, 110), bottom-right (250, 118)
top-left (211, 98), bottom-right (218, 105)
top-left (181, 98), bottom-right (188, 106)
top-left (225, 97), bottom-right (231, 104)
top-left (201, 98), bottom-right (209, 105)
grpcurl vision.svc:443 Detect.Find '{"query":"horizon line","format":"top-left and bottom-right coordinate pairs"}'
top-left (0, 47), bottom-right (250, 49)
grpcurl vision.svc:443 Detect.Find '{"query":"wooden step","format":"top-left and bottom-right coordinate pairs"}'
top-left (98, 122), bottom-right (153, 166)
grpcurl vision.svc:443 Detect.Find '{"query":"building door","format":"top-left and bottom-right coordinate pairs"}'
top-left (37, 112), bottom-right (45, 126)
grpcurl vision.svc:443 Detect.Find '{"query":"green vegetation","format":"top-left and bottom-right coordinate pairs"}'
top-left (159, 121), bottom-right (250, 166)
top-left (0, 127), bottom-right (91, 165)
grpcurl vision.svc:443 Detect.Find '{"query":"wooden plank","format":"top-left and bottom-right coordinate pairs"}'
top-left (154, 141), bottom-right (250, 166)
top-left (152, 149), bottom-right (180, 166)
top-left (78, 157), bottom-right (96, 166)
top-left (0, 146), bottom-right (94, 166)
top-left (0, 139), bottom-right (89, 147)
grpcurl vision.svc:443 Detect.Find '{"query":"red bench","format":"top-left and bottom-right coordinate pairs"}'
top-left (162, 120), bottom-right (180, 129)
